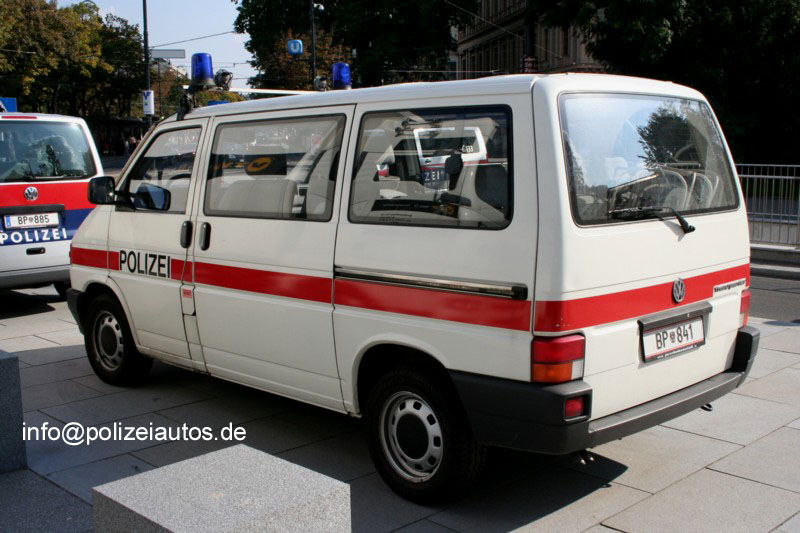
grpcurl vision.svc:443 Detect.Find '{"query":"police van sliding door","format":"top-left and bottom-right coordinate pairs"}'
top-left (189, 106), bottom-right (353, 411)
top-left (107, 119), bottom-right (209, 366)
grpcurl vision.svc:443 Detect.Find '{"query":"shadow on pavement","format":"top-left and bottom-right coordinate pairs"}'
top-left (0, 289), bottom-right (60, 319)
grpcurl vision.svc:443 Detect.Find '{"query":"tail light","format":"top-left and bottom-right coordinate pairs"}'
top-left (564, 396), bottom-right (587, 418)
top-left (531, 334), bottom-right (585, 383)
top-left (740, 289), bottom-right (751, 327)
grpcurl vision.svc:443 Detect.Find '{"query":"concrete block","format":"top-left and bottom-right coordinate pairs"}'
top-left (93, 444), bottom-right (350, 532)
top-left (0, 349), bottom-right (26, 473)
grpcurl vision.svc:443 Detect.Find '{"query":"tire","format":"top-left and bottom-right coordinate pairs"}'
top-left (53, 281), bottom-right (69, 300)
top-left (83, 293), bottom-right (152, 385)
top-left (365, 366), bottom-right (486, 504)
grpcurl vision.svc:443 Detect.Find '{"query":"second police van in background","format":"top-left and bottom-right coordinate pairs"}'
top-left (67, 73), bottom-right (759, 503)
top-left (0, 112), bottom-right (102, 297)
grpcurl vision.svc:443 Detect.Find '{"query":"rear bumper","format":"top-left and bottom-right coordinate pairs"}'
top-left (0, 265), bottom-right (69, 290)
top-left (451, 325), bottom-right (760, 454)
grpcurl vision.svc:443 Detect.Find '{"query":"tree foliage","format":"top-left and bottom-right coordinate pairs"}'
top-left (527, 0), bottom-right (800, 162)
top-left (233, 0), bottom-right (478, 88)
top-left (0, 0), bottom-right (146, 118)
top-left (247, 29), bottom-right (351, 91)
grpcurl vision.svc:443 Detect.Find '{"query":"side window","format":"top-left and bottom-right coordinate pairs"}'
top-left (204, 115), bottom-right (346, 221)
top-left (349, 106), bottom-right (512, 229)
top-left (125, 128), bottom-right (200, 213)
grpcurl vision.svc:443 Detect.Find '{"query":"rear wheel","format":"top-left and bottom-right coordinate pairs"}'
top-left (365, 366), bottom-right (486, 504)
top-left (84, 294), bottom-right (152, 385)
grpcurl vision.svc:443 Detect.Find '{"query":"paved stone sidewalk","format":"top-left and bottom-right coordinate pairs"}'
top-left (1, 287), bottom-right (799, 532)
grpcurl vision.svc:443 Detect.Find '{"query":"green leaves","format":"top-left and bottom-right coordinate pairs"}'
top-left (527, 0), bottom-right (800, 162)
top-left (0, 0), bottom-right (144, 118)
top-left (233, 0), bottom-right (479, 88)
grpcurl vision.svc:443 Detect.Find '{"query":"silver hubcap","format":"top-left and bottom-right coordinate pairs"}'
top-left (92, 311), bottom-right (123, 372)
top-left (379, 391), bottom-right (443, 483)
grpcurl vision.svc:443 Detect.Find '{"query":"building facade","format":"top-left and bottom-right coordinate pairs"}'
top-left (456, 0), bottom-right (602, 78)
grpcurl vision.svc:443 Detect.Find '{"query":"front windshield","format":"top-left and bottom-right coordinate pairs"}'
top-left (0, 121), bottom-right (97, 182)
top-left (560, 93), bottom-right (739, 225)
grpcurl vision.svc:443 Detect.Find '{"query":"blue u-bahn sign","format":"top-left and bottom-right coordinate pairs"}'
top-left (288, 40), bottom-right (303, 56)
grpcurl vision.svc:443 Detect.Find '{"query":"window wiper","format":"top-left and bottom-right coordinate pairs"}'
top-left (609, 206), bottom-right (696, 234)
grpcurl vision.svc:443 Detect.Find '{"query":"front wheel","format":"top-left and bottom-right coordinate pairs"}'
top-left (84, 294), bottom-right (152, 385)
top-left (365, 367), bottom-right (486, 504)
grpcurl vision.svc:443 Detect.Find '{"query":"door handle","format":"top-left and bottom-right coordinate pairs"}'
top-left (180, 221), bottom-right (193, 249)
top-left (199, 222), bottom-right (211, 251)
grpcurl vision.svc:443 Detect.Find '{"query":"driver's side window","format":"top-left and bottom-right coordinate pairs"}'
top-left (125, 127), bottom-right (200, 213)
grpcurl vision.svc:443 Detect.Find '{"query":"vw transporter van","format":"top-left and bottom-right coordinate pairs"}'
top-left (1, 113), bottom-right (102, 297)
top-left (67, 74), bottom-right (759, 503)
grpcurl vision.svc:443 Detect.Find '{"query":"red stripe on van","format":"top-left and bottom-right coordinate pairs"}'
top-left (108, 251), bottom-right (120, 271)
top-left (534, 264), bottom-right (750, 332)
top-left (334, 279), bottom-right (532, 331)
top-left (0, 181), bottom-right (93, 210)
top-left (171, 258), bottom-right (193, 282)
top-left (71, 247), bottom-right (107, 269)
top-left (193, 261), bottom-right (332, 303)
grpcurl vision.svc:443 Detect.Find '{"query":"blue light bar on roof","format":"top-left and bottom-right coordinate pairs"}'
top-left (191, 53), bottom-right (214, 87)
top-left (332, 62), bottom-right (351, 90)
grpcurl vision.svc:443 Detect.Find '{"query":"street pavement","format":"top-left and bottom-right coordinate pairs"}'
top-left (1, 286), bottom-right (799, 532)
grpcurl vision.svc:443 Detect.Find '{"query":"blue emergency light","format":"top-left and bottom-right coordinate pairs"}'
top-left (191, 53), bottom-right (215, 87)
top-left (332, 62), bottom-right (351, 90)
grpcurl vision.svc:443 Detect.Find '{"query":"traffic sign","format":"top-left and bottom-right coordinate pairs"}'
top-left (288, 40), bottom-right (304, 56)
top-left (142, 90), bottom-right (154, 115)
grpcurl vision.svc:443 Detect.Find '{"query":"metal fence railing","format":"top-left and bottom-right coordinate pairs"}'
top-left (737, 164), bottom-right (800, 247)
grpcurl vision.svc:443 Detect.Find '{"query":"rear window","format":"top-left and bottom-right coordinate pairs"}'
top-left (559, 93), bottom-right (739, 225)
top-left (0, 121), bottom-right (96, 182)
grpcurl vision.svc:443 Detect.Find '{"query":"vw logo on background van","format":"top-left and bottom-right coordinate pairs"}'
top-left (24, 186), bottom-right (39, 201)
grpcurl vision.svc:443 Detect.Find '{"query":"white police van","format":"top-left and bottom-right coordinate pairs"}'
top-left (67, 73), bottom-right (759, 503)
top-left (0, 113), bottom-right (102, 297)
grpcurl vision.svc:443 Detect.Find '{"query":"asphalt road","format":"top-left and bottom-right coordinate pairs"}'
top-left (751, 274), bottom-right (800, 323)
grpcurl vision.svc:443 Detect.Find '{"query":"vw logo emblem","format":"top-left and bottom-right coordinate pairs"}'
top-left (24, 186), bottom-right (38, 202)
top-left (672, 278), bottom-right (686, 303)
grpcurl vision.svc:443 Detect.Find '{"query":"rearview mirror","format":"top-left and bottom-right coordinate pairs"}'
top-left (133, 183), bottom-right (171, 211)
top-left (88, 176), bottom-right (117, 205)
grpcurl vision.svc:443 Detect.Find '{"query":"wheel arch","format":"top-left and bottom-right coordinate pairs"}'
top-left (75, 280), bottom-right (140, 346)
top-left (355, 343), bottom-right (459, 416)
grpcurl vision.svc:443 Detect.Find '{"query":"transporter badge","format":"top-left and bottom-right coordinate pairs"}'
top-left (672, 278), bottom-right (686, 303)
top-left (24, 186), bottom-right (38, 201)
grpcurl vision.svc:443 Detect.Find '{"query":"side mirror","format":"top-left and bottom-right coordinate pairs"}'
top-left (88, 176), bottom-right (117, 205)
top-left (133, 183), bottom-right (171, 211)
